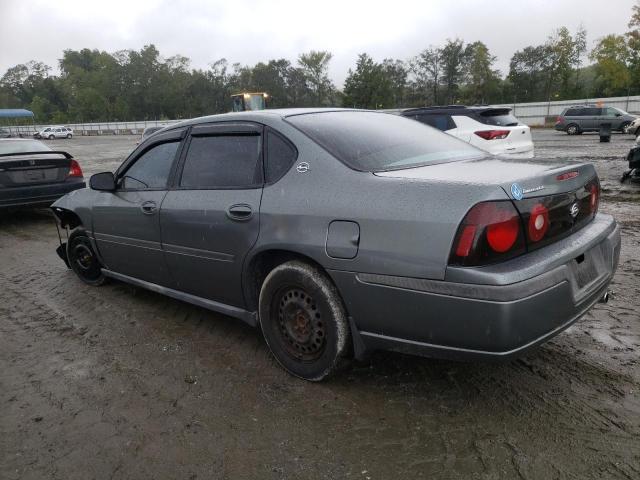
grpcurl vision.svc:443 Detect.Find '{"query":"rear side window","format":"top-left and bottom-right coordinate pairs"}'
top-left (477, 110), bottom-right (520, 126)
top-left (584, 108), bottom-right (600, 116)
top-left (121, 141), bottom-right (180, 189)
top-left (180, 134), bottom-right (262, 188)
top-left (565, 108), bottom-right (583, 116)
top-left (287, 111), bottom-right (483, 172)
top-left (265, 130), bottom-right (297, 183)
top-left (415, 114), bottom-right (455, 131)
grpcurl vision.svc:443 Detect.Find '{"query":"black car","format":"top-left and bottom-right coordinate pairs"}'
top-left (0, 139), bottom-right (85, 208)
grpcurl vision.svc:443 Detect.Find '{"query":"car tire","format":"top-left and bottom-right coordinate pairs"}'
top-left (566, 124), bottom-right (579, 135)
top-left (48, 134), bottom-right (55, 140)
top-left (67, 229), bottom-right (106, 286)
top-left (258, 260), bottom-right (351, 381)
top-left (66, 133), bottom-right (72, 139)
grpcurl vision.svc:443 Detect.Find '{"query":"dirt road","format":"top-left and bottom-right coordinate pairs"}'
top-left (1, 130), bottom-right (639, 479)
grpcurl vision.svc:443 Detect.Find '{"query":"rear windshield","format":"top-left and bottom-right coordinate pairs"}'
top-left (0, 140), bottom-right (51, 155)
top-left (477, 109), bottom-right (520, 126)
top-left (286, 111), bottom-right (484, 171)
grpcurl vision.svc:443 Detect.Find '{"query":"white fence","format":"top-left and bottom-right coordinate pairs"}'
top-left (494, 95), bottom-right (640, 126)
top-left (4, 95), bottom-right (640, 135)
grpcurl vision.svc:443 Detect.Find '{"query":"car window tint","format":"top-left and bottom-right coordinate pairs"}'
top-left (265, 130), bottom-right (297, 183)
top-left (584, 108), bottom-right (600, 116)
top-left (180, 134), bottom-right (262, 188)
top-left (415, 114), bottom-right (454, 131)
top-left (478, 110), bottom-right (520, 126)
top-left (287, 111), bottom-right (483, 172)
top-left (605, 108), bottom-right (618, 117)
top-left (0, 139), bottom-right (51, 154)
top-left (121, 141), bottom-right (179, 189)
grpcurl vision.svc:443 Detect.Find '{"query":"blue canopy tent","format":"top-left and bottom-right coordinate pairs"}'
top-left (0, 109), bottom-right (35, 137)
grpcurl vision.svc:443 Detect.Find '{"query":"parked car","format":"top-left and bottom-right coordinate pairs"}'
top-left (51, 109), bottom-right (619, 381)
top-left (397, 106), bottom-right (534, 158)
top-left (35, 126), bottom-right (74, 139)
top-left (555, 105), bottom-right (635, 134)
top-left (0, 128), bottom-right (12, 138)
top-left (0, 138), bottom-right (85, 208)
top-left (624, 116), bottom-right (640, 136)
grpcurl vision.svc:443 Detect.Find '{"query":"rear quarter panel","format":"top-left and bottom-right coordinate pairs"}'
top-left (255, 117), bottom-right (509, 281)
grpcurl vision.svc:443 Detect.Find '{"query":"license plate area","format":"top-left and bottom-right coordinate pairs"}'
top-left (568, 244), bottom-right (608, 302)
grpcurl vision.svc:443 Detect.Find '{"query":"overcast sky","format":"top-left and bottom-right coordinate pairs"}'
top-left (0, 0), bottom-right (635, 86)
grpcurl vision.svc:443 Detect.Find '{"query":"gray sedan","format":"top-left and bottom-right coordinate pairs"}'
top-left (51, 109), bottom-right (620, 381)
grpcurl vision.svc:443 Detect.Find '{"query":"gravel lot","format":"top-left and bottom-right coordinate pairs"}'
top-left (1, 130), bottom-right (639, 479)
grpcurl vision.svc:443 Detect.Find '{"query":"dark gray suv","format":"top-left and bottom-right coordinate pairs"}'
top-left (51, 109), bottom-right (619, 381)
top-left (555, 105), bottom-right (635, 134)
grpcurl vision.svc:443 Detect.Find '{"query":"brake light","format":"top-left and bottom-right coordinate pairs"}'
top-left (556, 171), bottom-right (579, 181)
top-left (474, 130), bottom-right (510, 140)
top-left (556, 116), bottom-right (563, 123)
top-left (449, 201), bottom-right (525, 266)
top-left (527, 204), bottom-right (549, 242)
top-left (68, 159), bottom-right (83, 178)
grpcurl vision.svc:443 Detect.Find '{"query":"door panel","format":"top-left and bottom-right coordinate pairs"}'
top-left (92, 190), bottom-right (170, 285)
top-left (160, 189), bottom-right (262, 307)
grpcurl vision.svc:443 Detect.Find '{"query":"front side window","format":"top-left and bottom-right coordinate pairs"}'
top-left (120, 141), bottom-right (179, 189)
top-left (180, 134), bottom-right (262, 188)
top-left (286, 111), bottom-right (483, 172)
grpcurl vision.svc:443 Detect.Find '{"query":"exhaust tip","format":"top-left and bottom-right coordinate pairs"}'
top-left (599, 291), bottom-right (610, 304)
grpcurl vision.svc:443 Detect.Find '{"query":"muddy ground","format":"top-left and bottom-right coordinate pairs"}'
top-left (1, 130), bottom-right (639, 479)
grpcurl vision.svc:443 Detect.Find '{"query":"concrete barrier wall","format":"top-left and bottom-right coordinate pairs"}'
top-left (5, 95), bottom-right (640, 134)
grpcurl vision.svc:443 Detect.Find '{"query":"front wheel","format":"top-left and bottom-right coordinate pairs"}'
top-left (66, 133), bottom-right (72, 139)
top-left (259, 261), bottom-right (350, 381)
top-left (48, 134), bottom-right (54, 140)
top-left (67, 229), bottom-right (106, 286)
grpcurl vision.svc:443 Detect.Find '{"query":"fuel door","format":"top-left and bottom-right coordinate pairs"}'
top-left (326, 221), bottom-right (360, 259)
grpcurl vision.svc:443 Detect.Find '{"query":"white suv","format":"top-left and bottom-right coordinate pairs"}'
top-left (36, 126), bottom-right (74, 139)
top-left (400, 106), bottom-right (534, 158)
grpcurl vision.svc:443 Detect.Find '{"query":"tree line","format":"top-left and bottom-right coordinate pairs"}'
top-left (1, 4), bottom-right (639, 123)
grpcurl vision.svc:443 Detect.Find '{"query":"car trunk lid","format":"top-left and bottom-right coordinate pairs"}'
top-left (0, 153), bottom-right (72, 187)
top-left (375, 156), bottom-right (600, 252)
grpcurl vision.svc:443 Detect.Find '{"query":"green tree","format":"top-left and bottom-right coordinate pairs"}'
top-left (297, 51), bottom-right (336, 106)
top-left (462, 41), bottom-right (500, 104)
top-left (342, 53), bottom-right (392, 109)
top-left (440, 39), bottom-right (468, 104)
top-left (589, 34), bottom-right (631, 96)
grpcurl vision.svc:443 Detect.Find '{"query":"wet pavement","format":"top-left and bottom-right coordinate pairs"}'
top-left (1, 130), bottom-right (639, 479)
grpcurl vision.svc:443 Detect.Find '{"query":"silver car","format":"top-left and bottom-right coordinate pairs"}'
top-left (51, 109), bottom-right (620, 381)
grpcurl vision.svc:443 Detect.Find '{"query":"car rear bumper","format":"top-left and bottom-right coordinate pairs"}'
top-left (329, 214), bottom-right (620, 361)
top-left (0, 180), bottom-right (86, 208)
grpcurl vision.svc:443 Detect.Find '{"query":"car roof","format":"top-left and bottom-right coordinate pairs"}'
top-left (163, 108), bottom-right (374, 132)
top-left (401, 105), bottom-right (512, 115)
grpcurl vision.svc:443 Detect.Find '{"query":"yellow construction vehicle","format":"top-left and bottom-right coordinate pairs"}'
top-left (231, 92), bottom-right (269, 112)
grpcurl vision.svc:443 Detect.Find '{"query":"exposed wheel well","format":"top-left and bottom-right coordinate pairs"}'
top-left (243, 249), bottom-right (330, 313)
top-left (51, 207), bottom-right (82, 229)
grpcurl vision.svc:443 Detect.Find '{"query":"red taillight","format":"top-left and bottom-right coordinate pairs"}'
top-left (589, 182), bottom-right (599, 214)
top-left (486, 216), bottom-right (520, 252)
top-left (527, 204), bottom-right (549, 242)
top-left (449, 201), bottom-right (525, 266)
top-left (68, 159), bottom-right (83, 178)
top-left (556, 116), bottom-right (563, 123)
top-left (474, 130), bottom-right (510, 140)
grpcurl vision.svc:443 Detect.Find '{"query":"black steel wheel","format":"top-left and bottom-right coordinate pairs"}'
top-left (67, 230), bottom-right (106, 286)
top-left (259, 261), bottom-right (350, 381)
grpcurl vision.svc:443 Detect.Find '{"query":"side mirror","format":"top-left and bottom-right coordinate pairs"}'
top-left (90, 171), bottom-right (116, 191)
top-left (616, 113), bottom-right (622, 117)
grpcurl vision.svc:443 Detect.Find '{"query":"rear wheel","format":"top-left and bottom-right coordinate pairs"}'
top-left (66, 133), bottom-right (72, 139)
top-left (566, 124), bottom-right (579, 135)
top-left (259, 261), bottom-right (350, 381)
top-left (67, 230), bottom-right (106, 286)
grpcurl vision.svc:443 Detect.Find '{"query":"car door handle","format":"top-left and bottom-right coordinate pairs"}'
top-left (226, 204), bottom-right (253, 221)
top-left (140, 200), bottom-right (157, 215)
